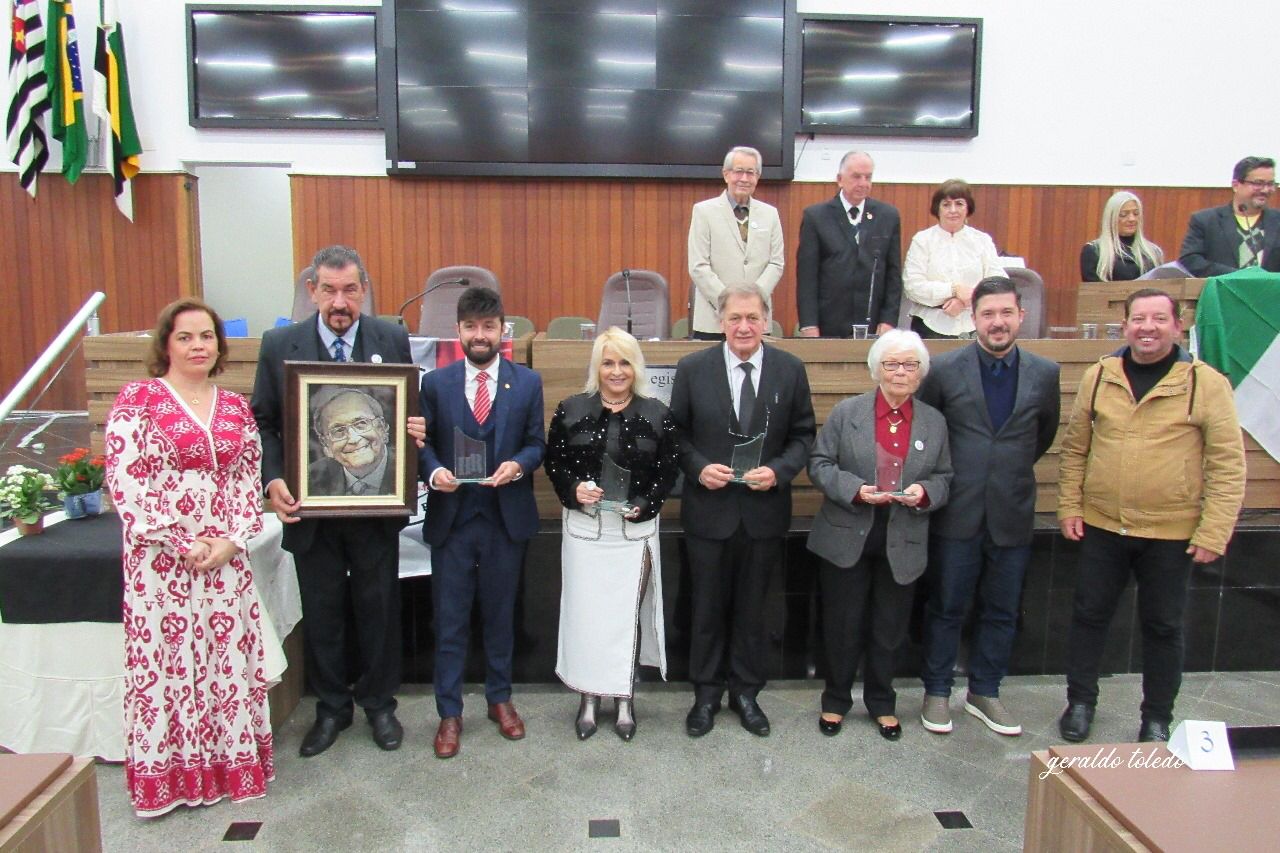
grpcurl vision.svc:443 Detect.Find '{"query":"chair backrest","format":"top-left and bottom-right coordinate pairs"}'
top-left (506, 315), bottom-right (535, 338)
top-left (767, 319), bottom-right (783, 337)
top-left (417, 265), bottom-right (500, 337)
top-left (1137, 261), bottom-right (1192, 281)
top-left (1005, 267), bottom-right (1047, 339)
top-left (597, 270), bottom-right (670, 340)
top-left (290, 264), bottom-right (377, 321)
top-left (547, 316), bottom-right (594, 340)
top-left (671, 317), bottom-right (689, 339)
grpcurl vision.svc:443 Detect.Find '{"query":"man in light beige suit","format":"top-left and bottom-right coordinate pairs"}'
top-left (687, 146), bottom-right (785, 339)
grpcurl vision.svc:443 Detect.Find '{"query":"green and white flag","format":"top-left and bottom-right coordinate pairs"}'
top-left (1192, 268), bottom-right (1280, 462)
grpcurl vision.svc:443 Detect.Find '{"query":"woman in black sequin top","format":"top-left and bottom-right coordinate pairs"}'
top-left (545, 328), bottom-right (680, 741)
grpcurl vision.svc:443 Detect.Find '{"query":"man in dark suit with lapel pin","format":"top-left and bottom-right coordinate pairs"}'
top-left (916, 276), bottom-right (1060, 737)
top-left (419, 286), bottom-right (545, 759)
top-left (1180, 155), bottom-right (1280, 277)
top-left (797, 150), bottom-right (903, 338)
top-left (252, 245), bottom-right (424, 756)
top-left (670, 282), bottom-right (816, 737)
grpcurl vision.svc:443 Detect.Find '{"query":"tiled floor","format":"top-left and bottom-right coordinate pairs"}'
top-left (93, 671), bottom-right (1280, 852)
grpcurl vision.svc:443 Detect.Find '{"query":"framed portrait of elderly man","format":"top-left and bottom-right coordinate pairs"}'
top-left (283, 361), bottom-right (420, 516)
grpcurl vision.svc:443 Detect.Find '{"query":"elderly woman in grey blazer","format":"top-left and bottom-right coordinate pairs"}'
top-left (808, 329), bottom-right (953, 741)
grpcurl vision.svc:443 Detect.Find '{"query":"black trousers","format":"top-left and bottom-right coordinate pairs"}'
top-left (295, 519), bottom-right (401, 722)
top-left (685, 525), bottom-right (779, 704)
top-left (819, 511), bottom-right (916, 718)
top-left (1066, 524), bottom-right (1193, 724)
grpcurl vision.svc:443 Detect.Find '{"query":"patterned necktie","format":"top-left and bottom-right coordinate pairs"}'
top-left (735, 205), bottom-right (749, 242)
top-left (473, 371), bottom-right (491, 425)
top-left (332, 338), bottom-right (347, 362)
top-left (350, 480), bottom-right (368, 495)
top-left (738, 362), bottom-right (756, 431)
top-left (848, 207), bottom-right (861, 244)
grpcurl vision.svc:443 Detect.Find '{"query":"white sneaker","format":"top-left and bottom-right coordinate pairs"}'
top-left (964, 693), bottom-right (1022, 736)
top-left (921, 695), bottom-right (953, 733)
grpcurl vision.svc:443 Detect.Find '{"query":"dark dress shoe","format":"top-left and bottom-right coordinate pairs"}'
top-left (434, 717), bottom-right (462, 759)
top-left (1138, 719), bottom-right (1171, 743)
top-left (299, 716), bottom-right (352, 757)
top-left (369, 709), bottom-right (403, 751)
top-left (876, 718), bottom-right (903, 741)
top-left (1059, 703), bottom-right (1095, 743)
top-left (576, 695), bottom-right (599, 741)
top-left (488, 701), bottom-right (526, 740)
top-left (615, 717), bottom-right (636, 742)
top-left (685, 702), bottom-right (720, 737)
top-left (818, 716), bottom-right (843, 737)
top-left (730, 695), bottom-right (771, 737)
top-left (615, 699), bottom-right (636, 742)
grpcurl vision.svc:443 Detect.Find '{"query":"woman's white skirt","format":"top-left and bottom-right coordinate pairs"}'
top-left (555, 506), bottom-right (666, 697)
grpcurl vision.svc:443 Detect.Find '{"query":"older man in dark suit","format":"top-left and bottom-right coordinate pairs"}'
top-left (916, 276), bottom-right (1060, 737)
top-left (252, 245), bottom-right (424, 756)
top-left (419, 286), bottom-right (545, 759)
top-left (796, 150), bottom-right (903, 338)
top-left (670, 282), bottom-right (815, 738)
top-left (1180, 156), bottom-right (1280, 277)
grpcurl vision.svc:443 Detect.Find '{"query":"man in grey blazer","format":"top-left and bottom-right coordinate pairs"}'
top-left (687, 146), bottom-right (784, 339)
top-left (1180, 156), bottom-right (1280, 277)
top-left (915, 277), bottom-right (1060, 736)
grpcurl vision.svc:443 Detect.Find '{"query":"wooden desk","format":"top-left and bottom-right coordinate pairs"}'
top-left (0, 756), bottom-right (101, 853)
top-left (1075, 278), bottom-right (1205, 327)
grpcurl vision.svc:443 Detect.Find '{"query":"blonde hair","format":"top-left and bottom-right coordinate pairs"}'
top-left (584, 327), bottom-right (650, 398)
top-left (1091, 191), bottom-right (1163, 281)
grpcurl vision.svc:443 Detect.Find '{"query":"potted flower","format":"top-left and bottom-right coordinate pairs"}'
top-left (0, 465), bottom-right (58, 534)
top-left (53, 448), bottom-right (107, 519)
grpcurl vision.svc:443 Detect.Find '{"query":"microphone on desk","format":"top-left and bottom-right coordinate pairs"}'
top-left (397, 278), bottom-right (469, 328)
top-left (622, 268), bottom-right (633, 335)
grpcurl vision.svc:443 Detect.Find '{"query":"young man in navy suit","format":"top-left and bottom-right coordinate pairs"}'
top-left (419, 286), bottom-right (545, 759)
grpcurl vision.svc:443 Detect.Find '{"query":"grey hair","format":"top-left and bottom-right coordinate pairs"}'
top-left (867, 329), bottom-right (930, 379)
top-left (311, 245), bottom-right (369, 285)
top-left (1090, 191), bottom-right (1163, 281)
top-left (838, 150), bottom-right (874, 172)
top-left (584, 327), bottom-right (650, 398)
top-left (311, 387), bottom-right (386, 440)
top-left (722, 146), bottom-right (763, 173)
top-left (716, 282), bottom-right (771, 319)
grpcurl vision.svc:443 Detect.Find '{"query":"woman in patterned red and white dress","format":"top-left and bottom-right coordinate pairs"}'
top-left (105, 298), bottom-right (274, 818)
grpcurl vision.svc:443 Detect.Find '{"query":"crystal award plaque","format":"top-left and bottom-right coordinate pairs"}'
top-left (452, 426), bottom-right (492, 483)
top-left (595, 455), bottom-right (635, 514)
top-left (874, 445), bottom-right (906, 495)
top-left (729, 432), bottom-right (765, 483)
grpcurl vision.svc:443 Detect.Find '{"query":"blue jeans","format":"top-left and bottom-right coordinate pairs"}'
top-left (921, 532), bottom-right (1030, 698)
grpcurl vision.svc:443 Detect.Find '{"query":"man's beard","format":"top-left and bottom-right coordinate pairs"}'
top-left (463, 338), bottom-right (495, 366)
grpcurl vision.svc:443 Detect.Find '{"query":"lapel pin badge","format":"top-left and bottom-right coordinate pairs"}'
top-left (371, 354), bottom-right (383, 364)
top-left (866, 211), bottom-right (874, 221)
top-left (504, 383), bottom-right (511, 389)
top-left (914, 439), bottom-right (924, 450)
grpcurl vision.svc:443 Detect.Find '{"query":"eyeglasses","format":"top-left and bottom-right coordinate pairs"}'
top-left (323, 417), bottom-right (381, 443)
top-left (728, 168), bottom-right (759, 178)
top-left (1240, 180), bottom-right (1276, 190)
top-left (881, 360), bottom-right (921, 373)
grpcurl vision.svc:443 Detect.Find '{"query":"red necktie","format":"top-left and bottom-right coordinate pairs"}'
top-left (473, 371), bottom-right (491, 424)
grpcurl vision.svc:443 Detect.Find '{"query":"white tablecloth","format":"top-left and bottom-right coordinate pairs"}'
top-left (0, 512), bottom-right (300, 760)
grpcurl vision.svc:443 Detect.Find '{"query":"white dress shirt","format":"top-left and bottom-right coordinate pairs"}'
top-left (316, 316), bottom-right (360, 360)
top-left (903, 224), bottom-right (1005, 337)
top-left (722, 341), bottom-right (763, 421)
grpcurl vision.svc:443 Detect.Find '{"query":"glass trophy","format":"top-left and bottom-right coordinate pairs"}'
top-left (874, 446), bottom-right (907, 495)
top-left (595, 455), bottom-right (635, 515)
top-left (452, 426), bottom-right (492, 483)
top-left (729, 432), bottom-right (765, 483)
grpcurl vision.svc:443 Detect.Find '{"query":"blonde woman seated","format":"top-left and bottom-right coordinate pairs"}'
top-left (545, 328), bottom-right (680, 741)
top-left (1080, 191), bottom-right (1164, 281)
top-left (903, 179), bottom-right (1005, 339)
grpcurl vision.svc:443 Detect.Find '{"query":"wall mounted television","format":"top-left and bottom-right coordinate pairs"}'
top-left (186, 4), bottom-right (380, 129)
top-left (385, 0), bottom-right (797, 179)
top-left (799, 15), bottom-right (981, 139)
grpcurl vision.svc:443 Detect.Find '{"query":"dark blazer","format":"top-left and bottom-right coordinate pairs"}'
top-left (916, 343), bottom-right (1060, 546)
top-left (669, 342), bottom-right (816, 540)
top-left (251, 313), bottom-right (412, 554)
top-left (806, 391), bottom-right (952, 585)
top-left (796, 194), bottom-right (903, 335)
top-left (545, 393), bottom-right (679, 523)
top-left (418, 357), bottom-right (545, 546)
top-left (1179, 203), bottom-right (1280, 278)
top-left (306, 447), bottom-right (398, 496)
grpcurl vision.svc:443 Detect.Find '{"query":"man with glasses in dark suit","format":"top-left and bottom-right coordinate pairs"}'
top-left (1180, 156), bottom-right (1280, 276)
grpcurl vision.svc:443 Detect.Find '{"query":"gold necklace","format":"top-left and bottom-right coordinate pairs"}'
top-left (886, 415), bottom-right (904, 434)
top-left (602, 393), bottom-right (632, 407)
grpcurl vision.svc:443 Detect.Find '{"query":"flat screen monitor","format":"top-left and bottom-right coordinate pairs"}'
top-left (799, 15), bottom-right (981, 138)
top-left (387, 0), bottom-right (795, 179)
top-left (186, 4), bottom-right (380, 129)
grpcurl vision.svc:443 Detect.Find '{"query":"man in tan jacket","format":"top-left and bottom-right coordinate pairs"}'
top-left (1057, 288), bottom-right (1245, 744)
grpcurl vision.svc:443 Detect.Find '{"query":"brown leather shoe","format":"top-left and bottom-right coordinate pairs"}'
top-left (487, 701), bottom-right (526, 740)
top-left (434, 716), bottom-right (462, 759)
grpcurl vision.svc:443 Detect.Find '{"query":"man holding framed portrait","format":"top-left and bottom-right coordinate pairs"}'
top-left (252, 245), bottom-right (425, 757)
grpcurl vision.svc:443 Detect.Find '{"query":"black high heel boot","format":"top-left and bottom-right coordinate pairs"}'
top-left (615, 697), bottom-right (636, 741)
top-left (576, 694), bottom-right (599, 740)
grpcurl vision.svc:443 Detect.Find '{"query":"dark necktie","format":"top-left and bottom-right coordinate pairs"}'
top-left (848, 207), bottom-right (861, 243)
top-left (738, 362), bottom-right (756, 431)
top-left (735, 205), bottom-right (749, 241)
top-left (332, 338), bottom-right (347, 362)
